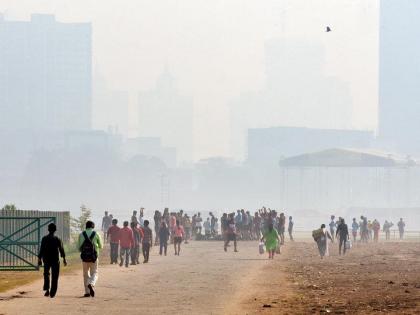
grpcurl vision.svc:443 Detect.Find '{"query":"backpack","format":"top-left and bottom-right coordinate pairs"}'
top-left (312, 229), bottom-right (323, 242)
top-left (80, 231), bottom-right (98, 263)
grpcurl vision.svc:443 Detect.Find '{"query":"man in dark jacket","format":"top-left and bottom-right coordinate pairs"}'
top-left (336, 218), bottom-right (349, 255)
top-left (38, 223), bottom-right (67, 298)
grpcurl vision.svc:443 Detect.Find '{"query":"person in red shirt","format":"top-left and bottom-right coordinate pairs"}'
top-left (173, 220), bottom-right (185, 256)
top-left (119, 221), bottom-right (134, 267)
top-left (169, 213), bottom-right (177, 244)
top-left (107, 219), bottom-right (120, 264)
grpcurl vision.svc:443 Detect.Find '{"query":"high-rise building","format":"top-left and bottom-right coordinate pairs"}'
top-left (229, 39), bottom-right (352, 159)
top-left (93, 71), bottom-right (129, 136)
top-left (379, 1), bottom-right (420, 155)
top-left (0, 14), bottom-right (92, 131)
top-left (138, 67), bottom-right (193, 163)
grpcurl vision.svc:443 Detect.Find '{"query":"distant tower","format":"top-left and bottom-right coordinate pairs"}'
top-left (379, 0), bottom-right (420, 155)
top-left (138, 66), bottom-right (193, 163)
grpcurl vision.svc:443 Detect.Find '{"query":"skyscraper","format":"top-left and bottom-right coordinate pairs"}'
top-left (229, 39), bottom-right (352, 160)
top-left (0, 14), bottom-right (92, 131)
top-left (138, 67), bottom-right (193, 163)
top-left (93, 71), bottom-right (129, 136)
top-left (379, 0), bottom-right (420, 155)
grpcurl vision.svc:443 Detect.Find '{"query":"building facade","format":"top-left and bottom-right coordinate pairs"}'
top-left (229, 39), bottom-right (353, 160)
top-left (138, 67), bottom-right (193, 163)
top-left (379, 0), bottom-right (420, 155)
top-left (0, 14), bottom-right (92, 131)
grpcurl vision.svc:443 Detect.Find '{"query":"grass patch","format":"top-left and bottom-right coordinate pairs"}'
top-left (0, 271), bottom-right (42, 293)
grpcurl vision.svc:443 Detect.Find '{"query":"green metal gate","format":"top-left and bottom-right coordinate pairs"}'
top-left (0, 217), bottom-right (56, 271)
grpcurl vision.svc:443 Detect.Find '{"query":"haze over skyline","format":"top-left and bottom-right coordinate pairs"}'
top-left (0, 0), bottom-right (379, 160)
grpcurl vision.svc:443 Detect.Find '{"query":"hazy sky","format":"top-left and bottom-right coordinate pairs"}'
top-left (1, 0), bottom-right (379, 160)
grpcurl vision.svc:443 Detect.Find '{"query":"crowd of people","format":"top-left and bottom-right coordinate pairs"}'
top-left (100, 207), bottom-right (295, 261)
top-left (313, 215), bottom-right (407, 259)
top-left (37, 207), bottom-right (407, 298)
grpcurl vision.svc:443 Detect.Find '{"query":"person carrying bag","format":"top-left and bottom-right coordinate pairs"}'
top-left (78, 221), bottom-right (102, 297)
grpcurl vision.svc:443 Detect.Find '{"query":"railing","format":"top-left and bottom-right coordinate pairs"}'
top-left (0, 217), bottom-right (55, 270)
top-left (0, 209), bottom-right (70, 243)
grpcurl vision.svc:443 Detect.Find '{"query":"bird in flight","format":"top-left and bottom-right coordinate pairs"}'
top-left (326, 26), bottom-right (332, 32)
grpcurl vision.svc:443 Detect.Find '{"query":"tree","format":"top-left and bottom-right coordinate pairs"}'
top-left (70, 204), bottom-right (92, 232)
top-left (1, 204), bottom-right (17, 211)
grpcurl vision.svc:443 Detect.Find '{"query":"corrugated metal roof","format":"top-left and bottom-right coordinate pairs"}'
top-left (278, 148), bottom-right (417, 167)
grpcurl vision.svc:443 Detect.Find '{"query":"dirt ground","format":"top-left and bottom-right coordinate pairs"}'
top-left (1, 240), bottom-right (420, 315)
top-left (0, 241), bottom-right (269, 315)
top-left (236, 241), bottom-right (420, 315)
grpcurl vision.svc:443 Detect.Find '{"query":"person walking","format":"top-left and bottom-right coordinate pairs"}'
top-left (351, 218), bottom-right (359, 242)
top-left (204, 218), bottom-right (211, 240)
top-left (314, 224), bottom-right (333, 259)
top-left (360, 216), bottom-right (369, 243)
top-left (253, 212), bottom-right (262, 240)
top-left (213, 217), bottom-right (219, 236)
top-left (38, 223), bottom-right (67, 298)
top-left (183, 214), bottom-right (192, 244)
top-left (383, 220), bottom-right (393, 240)
top-left (130, 221), bottom-right (141, 265)
top-left (173, 220), bottom-right (185, 255)
top-left (196, 212), bottom-right (203, 236)
top-left (288, 216), bottom-right (294, 241)
top-left (398, 218), bottom-right (406, 240)
top-left (159, 221), bottom-right (170, 256)
top-left (101, 211), bottom-right (112, 242)
top-left (107, 219), bottom-right (120, 264)
top-left (78, 221), bottom-right (103, 297)
top-left (336, 218), bottom-right (349, 255)
top-left (210, 212), bottom-right (216, 237)
top-left (138, 208), bottom-right (145, 227)
top-left (234, 210), bottom-right (242, 239)
top-left (224, 213), bottom-right (238, 252)
top-left (119, 221), bottom-right (134, 267)
top-left (241, 209), bottom-right (249, 240)
top-left (329, 215), bottom-right (336, 242)
top-left (169, 212), bottom-right (177, 244)
top-left (261, 223), bottom-right (280, 259)
top-left (278, 213), bottom-right (286, 245)
top-left (221, 213), bottom-right (228, 242)
top-left (154, 210), bottom-right (162, 245)
top-left (142, 220), bottom-right (153, 263)
top-left (372, 219), bottom-right (381, 242)
top-left (131, 210), bottom-right (139, 225)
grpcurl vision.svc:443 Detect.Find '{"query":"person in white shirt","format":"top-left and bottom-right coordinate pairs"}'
top-left (203, 218), bottom-right (211, 239)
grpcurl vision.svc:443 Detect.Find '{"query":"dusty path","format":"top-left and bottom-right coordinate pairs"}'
top-left (223, 245), bottom-right (295, 315)
top-left (4, 239), bottom-right (419, 314)
top-left (0, 241), bottom-right (269, 315)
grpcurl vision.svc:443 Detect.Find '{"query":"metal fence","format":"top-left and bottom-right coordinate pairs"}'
top-left (0, 209), bottom-right (70, 243)
top-left (0, 217), bottom-right (55, 270)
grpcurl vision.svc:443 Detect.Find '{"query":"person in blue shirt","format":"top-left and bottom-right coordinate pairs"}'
top-left (351, 218), bottom-right (359, 242)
